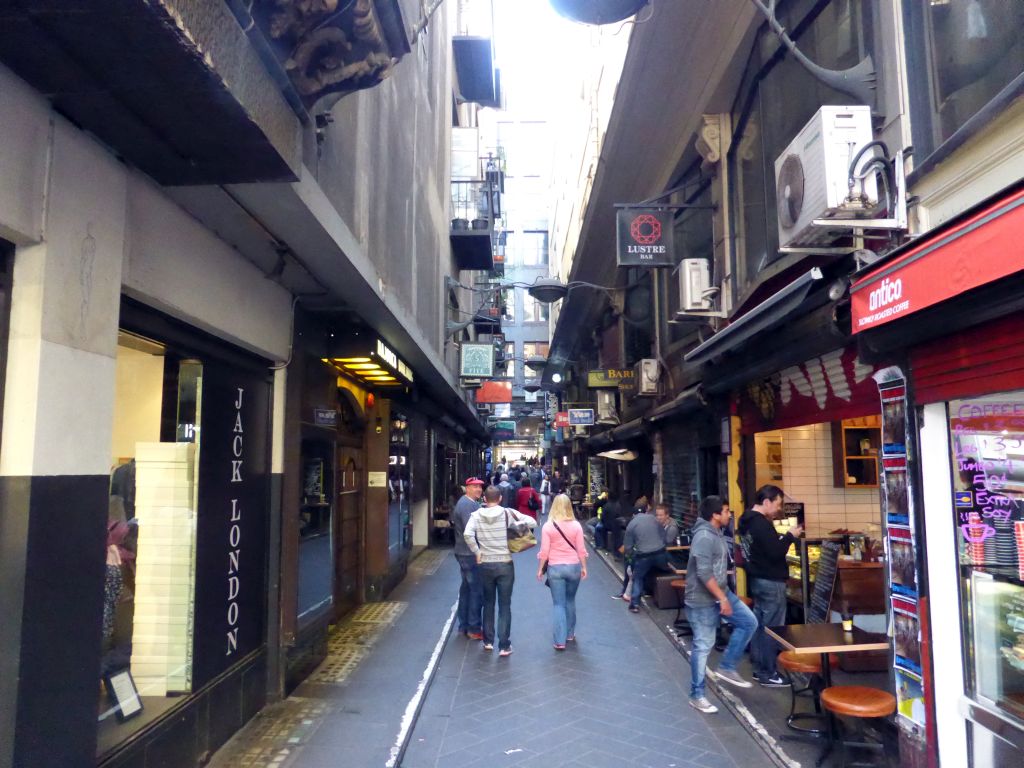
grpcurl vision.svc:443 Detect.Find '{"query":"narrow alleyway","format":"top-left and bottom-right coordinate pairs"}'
top-left (210, 533), bottom-right (774, 768)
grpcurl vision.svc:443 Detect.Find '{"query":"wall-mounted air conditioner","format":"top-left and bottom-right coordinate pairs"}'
top-left (635, 358), bottom-right (659, 396)
top-left (774, 105), bottom-right (876, 250)
top-left (596, 390), bottom-right (619, 425)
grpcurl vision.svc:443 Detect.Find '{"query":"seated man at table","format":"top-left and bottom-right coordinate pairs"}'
top-left (655, 503), bottom-right (680, 545)
top-left (685, 495), bottom-right (758, 713)
top-left (624, 505), bottom-right (671, 612)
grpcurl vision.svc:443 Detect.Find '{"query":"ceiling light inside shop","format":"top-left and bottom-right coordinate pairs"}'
top-left (365, 375), bottom-right (398, 382)
top-left (343, 363), bottom-right (382, 370)
top-left (335, 357), bottom-right (372, 363)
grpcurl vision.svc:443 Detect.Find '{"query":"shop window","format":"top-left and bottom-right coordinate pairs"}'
top-left (728, 0), bottom-right (875, 297)
top-left (905, 0), bottom-right (1024, 166)
top-left (100, 332), bottom-right (202, 754)
top-left (0, 240), bottom-right (12, 450)
top-left (389, 412), bottom-right (412, 563)
top-left (948, 392), bottom-right (1024, 726)
top-left (299, 438), bottom-right (333, 619)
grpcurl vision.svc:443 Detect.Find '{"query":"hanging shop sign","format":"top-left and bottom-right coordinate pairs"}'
top-left (476, 380), bottom-right (513, 403)
top-left (568, 408), bottom-right (595, 426)
top-left (313, 408), bottom-right (338, 427)
top-left (460, 342), bottom-right (494, 378)
top-left (493, 420), bottom-right (516, 440)
top-left (554, 411), bottom-right (570, 428)
top-left (324, 336), bottom-right (414, 387)
top-left (587, 368), bottom-right (637, 389)
top-left (739, 346), bottom-right (878, 432)
top-left (545, 392), bottom-right (559, 423)
top-left (851, 188), bottom-right (1024, 333)
top-left (616, 208), bottom-right (675, 267)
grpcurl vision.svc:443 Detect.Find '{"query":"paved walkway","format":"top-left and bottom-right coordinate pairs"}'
top-left (210, 534), bottom-right (773, 768)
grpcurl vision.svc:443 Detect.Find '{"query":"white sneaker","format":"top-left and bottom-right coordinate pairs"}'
top-left (689, 697), bottom-right (718, 714)
top-left (710, 667), bottom-right (752, 689)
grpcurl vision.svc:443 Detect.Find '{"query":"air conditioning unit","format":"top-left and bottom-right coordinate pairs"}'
top-left (596, 390), bottom-right (619, 425)
top-left (635, 358), bottom-right (659, 396)
top-left (679, 258), bottom-right (712, 312)
top-left (774, 105), bottom-right (876, 249)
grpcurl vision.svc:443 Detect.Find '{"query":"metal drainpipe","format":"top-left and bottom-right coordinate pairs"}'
top-left (222, 0), bottom-right (311, 125)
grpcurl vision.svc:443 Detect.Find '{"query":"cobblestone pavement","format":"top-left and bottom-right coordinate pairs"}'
top-left (210, 537), bottom-right (775, 768)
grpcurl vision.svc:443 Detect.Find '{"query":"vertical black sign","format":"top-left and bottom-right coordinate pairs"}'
top-left (192, 360), bottom-right (270, 688)
top-left (616, 208), bottom-right (675, 267)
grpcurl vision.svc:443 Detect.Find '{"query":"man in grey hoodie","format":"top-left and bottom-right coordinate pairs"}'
top-left (464, 486), bottom-right (536, 656)
top-left (684, 495), bottom-right (758, 714)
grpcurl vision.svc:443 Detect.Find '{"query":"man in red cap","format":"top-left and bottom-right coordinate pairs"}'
top-left (453, 477), bottom-right (485, 639)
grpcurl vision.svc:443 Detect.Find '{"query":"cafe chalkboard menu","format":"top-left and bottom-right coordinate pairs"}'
top-left (808, 541), bottom-right (841, 624)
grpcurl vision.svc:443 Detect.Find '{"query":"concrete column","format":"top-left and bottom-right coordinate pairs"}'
top-left (0, 118), bottom-right (126, 767)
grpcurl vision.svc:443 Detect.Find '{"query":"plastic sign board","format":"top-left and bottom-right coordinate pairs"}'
top-left (616, 208), bottom-right (675, 267)
top-left (460, 342), bottom-right (494, 378)
top-left (568, 408), bottom-right (595, 426)
top-left (554, 411), bottom-right (570, 428)
top-left (851, 188), bottom-right (1024, 332)
top-left (476, 380), bottom-right (513, 403)
top-left (587, 368), bottom-right (637, 389)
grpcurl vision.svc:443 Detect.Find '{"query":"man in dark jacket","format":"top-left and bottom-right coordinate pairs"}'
top-left (624, 507), bottom-right (670, 612)
top-left (738, 484), bottom-right (802, 687)
top-left (452, 478), bottom-right (485, 639)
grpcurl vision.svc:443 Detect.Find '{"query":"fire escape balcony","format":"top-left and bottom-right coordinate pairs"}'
top-left (450, 178), bottom-right (500, 271)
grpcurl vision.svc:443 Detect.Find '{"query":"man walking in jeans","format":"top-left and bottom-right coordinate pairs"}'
top-left (738, 484), bottom-right (801, 687)
top-left (464, 486), bottom-right (536, 656)
top-left (685, 495), bottom-right (758, 713)
top-left (452, 477), bottom-right (485, 640)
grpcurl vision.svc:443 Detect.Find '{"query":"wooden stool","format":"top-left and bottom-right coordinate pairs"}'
top-left (670, 579), bottom-right (690, 634)
top-left (820, 686), bottom-right (896, 768)
top-left (778, 651), bottom-right (838, 734)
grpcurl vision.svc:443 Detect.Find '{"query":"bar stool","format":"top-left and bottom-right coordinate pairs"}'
top-left (820, 685), bottom-right (896, 767)
top-left (670, 579), bottom-right (691, 636)
top-left (778, 651), bottom-right (838, 734)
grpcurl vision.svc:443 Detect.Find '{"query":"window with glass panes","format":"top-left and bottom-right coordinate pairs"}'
top-left (904, 0), bottom-right (1024, 166)
top-left (503, 342), bottom-right (515, 378)
top-left (523, 293), bottom-right (549, 323)
top-left (503, 289), bottom-right (515, 322)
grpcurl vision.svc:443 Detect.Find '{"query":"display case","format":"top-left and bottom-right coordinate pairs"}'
top-left (786, 538), bottom-right (826, 615)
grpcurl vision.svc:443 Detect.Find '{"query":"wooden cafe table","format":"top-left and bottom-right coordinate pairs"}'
top-left (765, 623), bottom-right (889, 689)
top-left (765, 623), bottom-right (890, 766)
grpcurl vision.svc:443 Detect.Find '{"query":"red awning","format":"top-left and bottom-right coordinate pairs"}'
top-left (850, 188), bottom-right (1024, 333)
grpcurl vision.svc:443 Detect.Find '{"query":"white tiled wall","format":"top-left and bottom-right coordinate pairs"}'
top-left (780, 423), bottom-right (882, 537)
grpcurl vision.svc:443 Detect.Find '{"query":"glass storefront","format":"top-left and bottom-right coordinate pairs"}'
top-left (99, 332), bottom-right (203, 754)
top-left (948, 392), bottom-right (1024, 729)
top-left (0, 241), bottom-right (12, 452)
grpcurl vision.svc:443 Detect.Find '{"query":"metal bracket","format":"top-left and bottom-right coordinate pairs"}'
top-left (810, 150), bottom-right (909, 233)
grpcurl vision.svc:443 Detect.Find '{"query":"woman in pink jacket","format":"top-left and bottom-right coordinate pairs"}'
top-left (536, 494), bottom-right (588, 649)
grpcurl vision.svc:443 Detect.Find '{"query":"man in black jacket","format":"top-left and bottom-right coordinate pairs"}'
top-left (738, 484), bottom-right (802, 687)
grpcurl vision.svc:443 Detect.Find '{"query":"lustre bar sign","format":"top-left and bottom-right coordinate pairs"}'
top-left (616, 208), bottom-right (675, 267)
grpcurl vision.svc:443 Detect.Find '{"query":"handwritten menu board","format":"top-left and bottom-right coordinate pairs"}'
top-left (587, 457), bottom-right (605, 501)
top-left (808, 541), bottom-right (841, 624)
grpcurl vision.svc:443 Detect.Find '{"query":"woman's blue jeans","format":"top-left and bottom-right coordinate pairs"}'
top-left (547, 563), bottom-right (582, 645)
top-left (685, 592), bottom-right (757, 699)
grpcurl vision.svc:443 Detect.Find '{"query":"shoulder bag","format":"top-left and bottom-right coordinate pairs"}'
top-left (506, 509), bottom-right (537, 553)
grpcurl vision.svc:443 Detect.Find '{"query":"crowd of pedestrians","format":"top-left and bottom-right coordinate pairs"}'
top-left (452, 471), bottom-right (799, 716)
